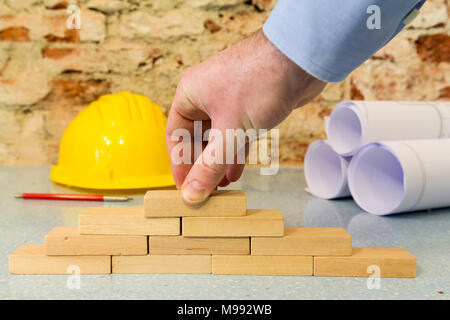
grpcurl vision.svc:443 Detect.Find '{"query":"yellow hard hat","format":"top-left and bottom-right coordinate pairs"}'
top-left (50, 91), bottom-right (175, 190)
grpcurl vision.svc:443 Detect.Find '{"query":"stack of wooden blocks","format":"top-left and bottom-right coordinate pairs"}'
top-left (9, 190), bottom-right (416, 277)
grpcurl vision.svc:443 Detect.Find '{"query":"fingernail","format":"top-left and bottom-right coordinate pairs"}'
top-left (182, 180), bottom-right (208, 204)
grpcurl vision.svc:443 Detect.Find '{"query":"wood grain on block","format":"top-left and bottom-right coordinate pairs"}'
top-left (9, 244), bottom-right (111, 274)
top-left (251, 227), bottom-right (352, 256)
top-left (314, 247), bottom-right (417, 278)
top-left (112, 255), bottom-right (211, 274)
top-left (212, 255), bottom-right (313, 276)
top-left (144, 190), bottom-right (246, 217)
top-left (148, 236), bottom-right (250, 255)
top-left (182, 209), bottom-right (284, 237)
top-left (45, 226), bottom-right (147, 256)
top-left (79, 207), bottom-right (180, 235)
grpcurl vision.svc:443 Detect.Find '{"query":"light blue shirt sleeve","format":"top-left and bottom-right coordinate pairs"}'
top-left (263, 0), bottom-right (426, 82)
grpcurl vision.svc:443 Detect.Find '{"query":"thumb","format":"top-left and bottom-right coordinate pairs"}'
top-left (181, 127), bottom-right (230, 204)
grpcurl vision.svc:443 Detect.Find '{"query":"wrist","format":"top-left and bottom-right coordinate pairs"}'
top-left (258, 29), bottom-right (327, 108)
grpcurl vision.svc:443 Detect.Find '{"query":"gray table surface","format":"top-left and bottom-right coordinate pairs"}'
top-left (0, 166), bottom-right (449, 300)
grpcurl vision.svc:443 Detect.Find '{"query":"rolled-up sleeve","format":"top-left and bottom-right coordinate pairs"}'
top-left (263, 0), bottom-right (426, 82)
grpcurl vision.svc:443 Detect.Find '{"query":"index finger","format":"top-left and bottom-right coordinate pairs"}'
top-left (166, 105), bottom-right (196, 188)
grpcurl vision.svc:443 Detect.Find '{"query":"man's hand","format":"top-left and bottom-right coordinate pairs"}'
top-left (166, 30), bottom-right (326, 204)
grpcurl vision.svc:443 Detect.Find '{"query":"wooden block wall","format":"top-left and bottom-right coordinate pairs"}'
top-left (8, 190), bottom-right (417, 278)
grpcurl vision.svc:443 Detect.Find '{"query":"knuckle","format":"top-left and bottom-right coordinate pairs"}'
top-left (178, 67), bottom-right (194, 87)
top-left (201, 158), bottom-right (225, 176)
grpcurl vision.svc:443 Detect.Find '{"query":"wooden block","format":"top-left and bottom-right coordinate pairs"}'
top-left (182, 209), bottom-right (284, 237)
top-left (9, 244), bottom-right (111, 274)
top-left (45, 226), bottom-right (147, 256)
top-left (112, 255), bottom-right (211, 274)
top-left (251, 227), bottom-right (352, 256)
top-left (79, 207), bottom-right (180, 235)
top-left (144, 190), bottom-right (246, 217)
top-left (212, 255), bottom-right (313, 276)
top-left (314, 247), bottom-right (417, 278)
top-left (149, 236), bottom-right (250, 255)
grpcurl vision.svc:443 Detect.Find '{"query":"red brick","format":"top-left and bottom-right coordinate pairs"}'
top-left (318, 108), bottom-right (332, 119)
top-left (42, 48), bottom-right (77, 59)
top-left (416, 34), bottom-right (450, 63)
top-left (44, 29), bottom-right (79, 43)
top-left (147, 48), bottom-right (163, 63)
top-left (46, 1), bottom-right (69, 9)
top-left (370, 53), bottom-right (395, 63)
top-left (176, 53), bottom-right (183, 66)
top-left (48, 79), bottom-right (110, 105)
top-left (350, 82), bottom-right (365, 100)
top-left (252, 0), bottom-right (272, 11)
top-left (204, 19), bottom-right (221, 33)
top-left (439, 86), bottom-right (450, 100)
top-left (0, 26), bottom-right (30, 41)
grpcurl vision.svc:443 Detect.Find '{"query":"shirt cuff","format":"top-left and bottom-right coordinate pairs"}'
top-left (263, 0), bottom-right (423, 82)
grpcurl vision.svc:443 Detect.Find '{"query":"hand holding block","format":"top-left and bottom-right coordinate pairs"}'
top-left (314, 247), bottom-right (417, 278)
top-left (45, 226), bottom-right (147, 256)
top-left (9, 244), bottom-right (111, 274)
top-left (251, 227), bottom-right (352, 256)
top-left (182, 209), bottom-right (284, 237)
top-left (144, 190), bottom-right (246, 217)
top-left (79, 207), bottom-right (180, 235)
top-left (212, 255), bottom-right (313, 276)
top-left (149, 236), bottom-right (250, 255)
top-left (112, 255), bottom-right (211, 274)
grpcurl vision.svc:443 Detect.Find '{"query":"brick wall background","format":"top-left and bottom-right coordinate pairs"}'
top-left (0, 0), bottom-right (449, 166)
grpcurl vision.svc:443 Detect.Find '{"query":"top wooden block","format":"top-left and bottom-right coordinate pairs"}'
top-left (144, 190), bottom-right (246, 217)
top-left (251, 227), bottom-right (352, 256)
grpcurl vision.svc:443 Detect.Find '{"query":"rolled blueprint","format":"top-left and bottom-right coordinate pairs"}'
top-left (304, 140), bottom-right (351, 199)
top-left (326, 101), bottom-right (450, 156)
top-left (348, 139), bottom-right (450, 215)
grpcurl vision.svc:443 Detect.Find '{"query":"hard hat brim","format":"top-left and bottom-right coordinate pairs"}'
top-left (50, 165), bottom-right (176, 190)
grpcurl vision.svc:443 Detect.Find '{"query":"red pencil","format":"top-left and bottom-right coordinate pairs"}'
top-left (14, 193), bottom-right (131, 202)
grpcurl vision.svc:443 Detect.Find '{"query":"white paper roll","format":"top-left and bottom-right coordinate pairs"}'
top-left (348, 139), bottom-right (450, 215)
top-left (327, 101), bottom-right (450, 156)
top-left (304, 140), bottom-right (351, 199)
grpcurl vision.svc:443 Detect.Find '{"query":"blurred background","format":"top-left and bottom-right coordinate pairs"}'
top-left (0, 0), bottom-right (449, 166)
